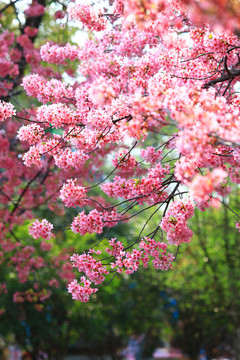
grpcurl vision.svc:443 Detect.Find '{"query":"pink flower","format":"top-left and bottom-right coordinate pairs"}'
top-left (236, 222), bottom-right (240, 232)
top-left (40, 241), bottom-right (52, 251)
top-left (54, 10), bottom-right (65, 19)
top-left (140, 146), bottom-right (162, 164)
top-left (71, 210), bottom-right (104, 235)
top-left (17, 124), bottom-right (44, 145)
top-left (16, 35), bottom-right (33, 50)
top-left (190, 168), bottom-right (228, 202)
top-left (88, 77), bottom-right (116, 106)
top-left (68, 279), bottom-right (98, 302)
top-left (29, 219), bottom-right (55, 240)
top-left (23, 146), bottom-right (42, 168)
top-left (24, 26), bottom-right (39, 37)
top-left (59, 179), bottom-right (88, 208)
top-left (160, 200), bottom-right (195, 246)
top-left (24, 1), bottom-right (45, 17)
top-left (40, 42), bottom-right (78, 64)
top-left (48, 279), bottom-right (59, 288)
top-left (37, 104), bottom-right (75, 128)
top-left (67, 4), bottom-right (106, 31)
top-left (13, 292), bottom-right (25, 303)
top-left (0, 101), bottom-right (16, 122)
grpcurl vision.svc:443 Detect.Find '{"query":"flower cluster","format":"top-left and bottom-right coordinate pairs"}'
top-left (23, 146), bottom-right (42, 168)
top-left (13, 289), bottom-right (51, 306)
top-left (22, 74), bottom-right (46, 98)
top-left (109, 237), bottom-right (174, 274)
top-left (112, 149), bottom-right (138, 175)
top-left (22, 76), bottom-right (73, 103)
top-left (140, 146), bottom-right (162, 164)
top-left (236, 222), bottom-right (240, 232)
top-left (68, 249), bottom-right (111, 301)
top-left (40, 42), bottom-right (79, 64)
top-left (189, 168), bottom-right (228, 202)
top-left (37, 104), bottom-right (75, 128)
top-left (67, 278), bottom-right (98, 303)
top-left (114, 0), bottom-right (124, 14)
top-left (68, 237), bottom-right (174, 302)
top-left (10, 246), bottom-right (45, 283)
top-left (70, 253), bottom-right (109, 285)
top-left (139, 238), bottom-right (175, 270)
top-left (17, 124), bottom-right (44, 145)
top-left (24, 1), bottom-right (45, 17)
top-left (0, 283), bottom-right (7, 295)
top-left (59, 179), bottom-right (87, 208)
top-left (67, 4), bottom-right (106, 31)
top-left (160, 200), bottom-right (195, 245)
top-left (101, 162), bottom-right (169, 205)
top-left (0, 101), bottom-right (16, 122)
top-left (54, 149), bottom-right (89, 170)
top-left (29, 219), bottom-right (55, 240)
top-left (88, 77), bottom-right (116, 106)
top-left (71, 210), bottom-right (119, 235)
top-left (24, 26), bottom-right (39, 37)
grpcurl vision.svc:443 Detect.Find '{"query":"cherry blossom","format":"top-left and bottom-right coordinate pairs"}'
top-left (67, 4), bottom-right (107, 31)
top-left (59, 179), bottom-right (87, 208)
top-left (1, 0), bottom-right (240, 304)
top-left (160, 200), bottom-right (195, 246)
top-left (29, 219), bottom-right (55, 240)
top-left (0, 101), bottom-right (16, 122)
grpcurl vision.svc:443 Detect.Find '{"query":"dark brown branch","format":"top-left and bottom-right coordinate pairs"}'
top-left (181, 51), bottom-right (216, 63)
top-left (10, 170), bottom-right (42, 217)
top-left (203, 68), bottom-right (240, 88)
top-left (87, 141), bottom-right (138, 190)
top-left (0, 0), bottom-right (20, 14)
top-left (112, 114), bottom-right (132, 124)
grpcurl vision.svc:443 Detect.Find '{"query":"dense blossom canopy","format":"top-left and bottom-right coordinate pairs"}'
top-left (0, 0), bottom-right (240, 303)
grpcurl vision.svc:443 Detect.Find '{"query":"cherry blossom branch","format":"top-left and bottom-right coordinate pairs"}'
top-left (181, 51), bottom-right (216, 63)
top-left (87, 141), bottom-right (138, 190)
top-left (40, 128), bottom-right (75, 156)
top-left (13, 115), bottom-right (44, 124)
top-left (172, 69), bottom-right (221, 82)
top-left (97, 271), bottom-right (118, 288)
top-left (130, 204), bottom-right (163, 246)
top-left (112, 114), bottom-right (132, 124)
top-left (0, 189), bottom-right (15, 204)
top-left (10, 170), bottom-right (42, 217)
top-left (211, 197), bottom-right (240, 219)
top-left (173, 245), bottom-right (180, 261)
